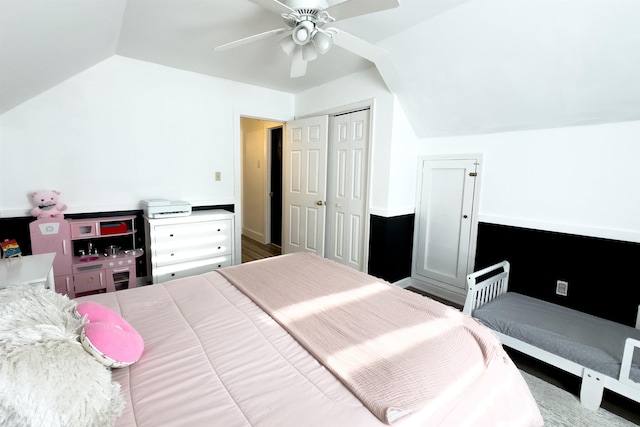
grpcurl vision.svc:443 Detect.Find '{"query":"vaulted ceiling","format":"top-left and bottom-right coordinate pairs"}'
top-left (2, 0), bottom-right (639, 138)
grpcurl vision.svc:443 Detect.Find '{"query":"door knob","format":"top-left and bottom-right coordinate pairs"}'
top-left (316, 200), bottom-right (325, 206)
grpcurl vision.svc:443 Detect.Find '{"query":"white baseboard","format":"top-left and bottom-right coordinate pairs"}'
top-left (393, 277), bottom-right (412, 288)
top-left (242, 228), bottom-right (264, 243)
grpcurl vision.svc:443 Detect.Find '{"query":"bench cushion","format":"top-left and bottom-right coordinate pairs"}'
top-left (473, 292), bottom-right (640, 382)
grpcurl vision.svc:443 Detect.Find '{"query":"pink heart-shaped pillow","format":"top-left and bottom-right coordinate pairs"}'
top-left (77, 301), bottom-right (144, 368)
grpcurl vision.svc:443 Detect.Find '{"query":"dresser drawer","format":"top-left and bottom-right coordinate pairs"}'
top-left (153, 242), bottom-right (231, 267)
top-left (155, 256), bottom-right (232, 283)
top-left (152, 220), bottom-right (232, 245)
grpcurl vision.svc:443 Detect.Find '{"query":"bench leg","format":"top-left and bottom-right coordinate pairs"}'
top-left (580, 369), bottom-right (604, 410)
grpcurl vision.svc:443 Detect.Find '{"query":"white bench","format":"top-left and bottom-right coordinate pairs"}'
top-left (462, 260), bottom-right (640, 410)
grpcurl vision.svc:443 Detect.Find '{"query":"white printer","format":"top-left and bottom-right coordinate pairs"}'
top-left (142, 199), bottom-right (192, 218)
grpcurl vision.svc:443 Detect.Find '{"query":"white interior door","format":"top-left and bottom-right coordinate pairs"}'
top-left (282, 116), bottom-right (328, 255)
top-left (326, 109), bottom-right (369, 271)
top-left (413, 157), bottom-right (480, 298)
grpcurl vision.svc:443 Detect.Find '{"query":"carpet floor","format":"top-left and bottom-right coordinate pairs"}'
top-left (521, 370), bottom-right (638, 426)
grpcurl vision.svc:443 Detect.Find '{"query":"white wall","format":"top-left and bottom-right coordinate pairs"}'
top-left (381, 0), bottom-right (640, 139)
top-left (387, 97), bottom-right (419, 216)
top-left (417, 120), bottom-right (640, 243)
top-left (0, 56), bottom-right (295, 217)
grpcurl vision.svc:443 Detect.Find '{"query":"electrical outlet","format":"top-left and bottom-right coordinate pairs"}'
top-left (215, 171), bottom-right (221, 181)
top-left (556, 280), bottom-right (568, 296)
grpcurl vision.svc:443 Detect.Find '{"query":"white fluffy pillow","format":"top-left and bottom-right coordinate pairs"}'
top-left (0, 286), bottom-right (124, 427)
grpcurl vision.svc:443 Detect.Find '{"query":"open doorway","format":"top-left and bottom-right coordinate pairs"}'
top-left (268, 127), bottom-right (283, 247)
top-left (240, 117), bottom-right (283, 263)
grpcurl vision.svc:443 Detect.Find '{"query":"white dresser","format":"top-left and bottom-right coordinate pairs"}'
top-left (144, 210), bottom-right (235, 284)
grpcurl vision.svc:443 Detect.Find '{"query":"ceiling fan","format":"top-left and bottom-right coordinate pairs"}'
top-left (214, 0), bottom-right (400, 78)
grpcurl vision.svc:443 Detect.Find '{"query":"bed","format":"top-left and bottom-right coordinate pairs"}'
top-left (1, 253), bottom-right (542, 426)
top-left (463, 260), bottom-right (640, 411)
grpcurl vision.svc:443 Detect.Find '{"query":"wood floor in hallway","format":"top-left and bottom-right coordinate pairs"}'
top-left (241, 235), bottom-right (281, 263)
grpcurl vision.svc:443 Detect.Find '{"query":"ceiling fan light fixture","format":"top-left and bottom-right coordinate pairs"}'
top-left (312, 30), bottom-right (334, 55)
top-left (280, 35), bottom-right (297, 56)
top-left (302, 44), bottom-right (319, 61)
top-left (292, 20), bottom-right (315, 45)
top-left (294, 27), bottom-right (308, 43)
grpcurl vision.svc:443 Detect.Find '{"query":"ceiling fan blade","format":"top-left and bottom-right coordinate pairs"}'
top-left (290, 47), bottom-right (307, 78)
top-left (325, 0), bottom-right (399, 22)
top-left (248, 0), bottom-right (296, 15)
top-left (332, 29), bottom-right (387, 63)
top-left (214, 28), bottom-right (289, 51)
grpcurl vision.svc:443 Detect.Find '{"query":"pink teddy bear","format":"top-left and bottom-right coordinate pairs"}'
top-left (30, 190), bottom-right (67, 219)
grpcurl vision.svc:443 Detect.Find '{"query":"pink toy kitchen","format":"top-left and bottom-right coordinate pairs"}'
top-left (30, 215), bottom-right (143, 298)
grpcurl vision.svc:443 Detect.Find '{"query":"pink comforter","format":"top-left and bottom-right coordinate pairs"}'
top-left (219, 253), bottom-right (504, 423)
top-left (79, 255), bottom-right (542, 427)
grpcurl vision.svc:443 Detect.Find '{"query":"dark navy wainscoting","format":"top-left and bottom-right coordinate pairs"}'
top-left (366, 216), bottom-right (640, 326)
top-left (0, 216), bottom-right (33, 255)
top-left (368, 214), bottom-right (414, 283)
top-left (474, 222), bottom-right (640, 327)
